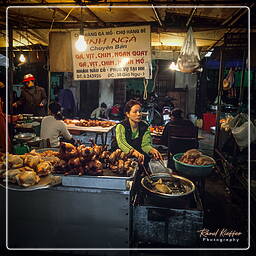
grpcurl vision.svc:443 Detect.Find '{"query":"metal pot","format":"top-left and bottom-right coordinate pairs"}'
top-left (26, 136), bottom-right (43, 147)
top-left (31, 116), bottom-right (44, 122)
top-left (14, 133), bottom-right (36, 143)
top-left (141, 173), bottom-right (195, 208)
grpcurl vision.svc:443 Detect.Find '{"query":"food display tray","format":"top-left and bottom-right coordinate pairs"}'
top-left (0, 175), bottom-right (62, 191)
top-left (61, 169), bottom-right (136, 190)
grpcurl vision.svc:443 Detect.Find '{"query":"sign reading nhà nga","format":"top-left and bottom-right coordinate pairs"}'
top-left (71, 26), bottom-right (152, 80)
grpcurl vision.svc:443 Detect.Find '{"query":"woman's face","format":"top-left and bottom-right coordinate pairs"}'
top-left (126, 104), bottom-right (142, 123)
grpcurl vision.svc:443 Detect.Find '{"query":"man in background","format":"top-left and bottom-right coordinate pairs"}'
top-left (90, 102), bottom-right (107, 119)
top-left (12, 74), bottom-right (47, 116)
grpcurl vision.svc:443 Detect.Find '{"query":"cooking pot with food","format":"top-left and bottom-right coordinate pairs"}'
top-left (141, 173), bottom-right (195, 208)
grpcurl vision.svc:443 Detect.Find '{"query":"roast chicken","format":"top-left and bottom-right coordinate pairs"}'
top-left (179, 149), bottom-right (215, 166)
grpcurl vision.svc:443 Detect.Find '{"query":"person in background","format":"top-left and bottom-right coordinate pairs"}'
top-left (109, 104), bottom-right (121, 120)
top-left (58, 88), bottom-right (75, 118)
top-left (161, 108), bottom-right (195, 146)
top-left (111, 99), bottom-right (162, 166)
top-left (12, 74), bottom-right (47, 116)
top-left (40, 102), bottom-right (73, 148)
top-left (90, 102), bottom-right (107, 119)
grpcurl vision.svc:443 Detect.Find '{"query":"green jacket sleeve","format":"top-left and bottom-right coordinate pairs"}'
top-left (116, 124), bottom-right (133, 153)
top-left (141, 127), bottom-right (153, 154)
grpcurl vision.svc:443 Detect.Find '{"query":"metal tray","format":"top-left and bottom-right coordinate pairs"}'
top-left (35, 148), bottom-right (59, 153)
top-left (0, 175), bottom-right (61, 191)
top-left (14, 133), bottom-right (36, 142)
top-left (61, 168), bottom-right (137, 190)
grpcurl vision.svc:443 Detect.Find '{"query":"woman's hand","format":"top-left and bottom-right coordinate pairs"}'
top-left (131, 149), bottom-right (144, 164)
top-left (149, 148), bottom-right (163, 160)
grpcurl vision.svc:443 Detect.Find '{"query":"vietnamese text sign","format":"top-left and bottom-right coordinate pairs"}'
top-left (71, 26), bottom-right (151, 80)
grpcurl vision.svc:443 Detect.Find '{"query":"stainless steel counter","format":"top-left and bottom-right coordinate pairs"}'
top-left (1, 184), bottom-right (132, 249)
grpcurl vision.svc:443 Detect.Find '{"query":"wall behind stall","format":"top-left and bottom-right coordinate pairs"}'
top-left (175, 71), bottom-right (198, 115)
top-left (99, 80), bottom-right (114, 109)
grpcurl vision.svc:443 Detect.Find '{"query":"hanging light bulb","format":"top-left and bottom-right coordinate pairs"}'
top-left (19, 53), bottom-right (26, 63)
top-left (75, 24), bottom-right (87, 52)
top-left (169, 61), bottom-right (177, 71)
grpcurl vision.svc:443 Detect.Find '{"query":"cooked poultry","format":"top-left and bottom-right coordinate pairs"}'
top-left (16, 171), bottom-right (40, 187)
top-left (41, 156), bottom-right (60, 165)
top-left (194, 156), bottom-right (215, 165)
top-left (119, 152), bottom-right (128, 161)
top-left (179, 149), bottom-right (215, 166)
top-left (36, 161), bottom-right (53, 176)
top-left (24, 155), bottom-right (42, 169)
top-left (153, 178), bottom-right (172, 194)
top-left (68, 157), bottom-right (81, 167)
top-left (19, 166), bottom-right (34, 172)
top-left (109, 149), bottom-right (122, 163)
top-left (3, 169), bottom-right (22, 183)
top-left (42, 143), bottom-right (139, 177)
top-left (67, 119), bottom-right (115, 128)
top-left (117, 159), bottom-right (125, 174)
top-left (8, 154), bottom-right (24, 169)
top-left (180, 149), bottom-right (202, 164)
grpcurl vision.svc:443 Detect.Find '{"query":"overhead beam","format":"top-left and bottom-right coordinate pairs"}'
top-left (26, 29), bottom-right (48, 45)
top-left (0, 31), bottom-right (28, 47)
top-left (81, 6), bottom-right (106, 27)
top-left (15, 30), bottom-right (34, 45)
top-left (48, 7), bottom-right (82, 22)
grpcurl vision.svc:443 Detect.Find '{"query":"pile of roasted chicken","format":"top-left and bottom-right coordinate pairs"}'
top-left (0, 142), bottom-right (139, 187)
top-left (0, 150), bottom-right (59, 187)
top-left (179, 149), bottom-right (216, 166)
top-left (64, 119), bottom-right (116, 127)
top-left (55, 142), bottom-right (138, 176)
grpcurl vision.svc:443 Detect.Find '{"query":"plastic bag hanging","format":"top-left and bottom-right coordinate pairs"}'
top-left (177, 27), bottom-right (200, 73)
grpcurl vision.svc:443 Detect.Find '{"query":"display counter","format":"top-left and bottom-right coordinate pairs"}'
top-left (1, 184), bottom-right (132, 249)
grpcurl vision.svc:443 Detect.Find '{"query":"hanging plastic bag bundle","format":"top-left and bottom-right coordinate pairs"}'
top-left (177, 27), bottom-right (200, 73)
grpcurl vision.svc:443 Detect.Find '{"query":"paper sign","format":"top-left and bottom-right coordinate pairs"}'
top-left (71, 26), bottom-right (152, 80)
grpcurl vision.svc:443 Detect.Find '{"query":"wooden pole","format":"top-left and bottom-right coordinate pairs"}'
top-left (214, 47), bottom-right (224, 152)
top-left (238, 49), bottom-right (247, 109)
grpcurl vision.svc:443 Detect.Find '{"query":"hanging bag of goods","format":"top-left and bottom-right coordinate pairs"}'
top-left (223, 67), bottom-right (235, 91)
top-left (177, 27), bottom-right (200, 73)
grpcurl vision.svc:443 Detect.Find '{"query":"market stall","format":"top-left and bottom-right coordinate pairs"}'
top-left (0, 1), bottom-right (253, 251)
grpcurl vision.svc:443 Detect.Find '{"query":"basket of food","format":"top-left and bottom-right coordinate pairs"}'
top-left (173, 149), bottom-right (216, 177)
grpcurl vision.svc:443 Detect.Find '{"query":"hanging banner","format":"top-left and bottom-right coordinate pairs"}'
top-left (71, 25), bottom-right (151, 80)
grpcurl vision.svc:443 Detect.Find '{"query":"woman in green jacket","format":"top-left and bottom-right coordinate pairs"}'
top-left (112, 99), bottom-right (162, 165)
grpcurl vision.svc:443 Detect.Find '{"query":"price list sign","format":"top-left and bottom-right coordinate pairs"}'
top-left (71, 25), bottom-right (151, 80)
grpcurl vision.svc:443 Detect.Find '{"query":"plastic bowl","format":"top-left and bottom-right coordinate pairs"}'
top-left (173, 153), bottom-right (215, 178)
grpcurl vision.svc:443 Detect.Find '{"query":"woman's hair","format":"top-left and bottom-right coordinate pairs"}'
top-left (124, 99), bottom-right (142, 114)
top-left (49, 102), bottom-right (63, 120)
top-left (100, 102), bottom-right (107, 108)
top-left (170, 108), bottom-right (183, 119)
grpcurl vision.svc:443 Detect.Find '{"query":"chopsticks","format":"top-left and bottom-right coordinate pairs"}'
top-left (140, 164), bottom-right (152, 177)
